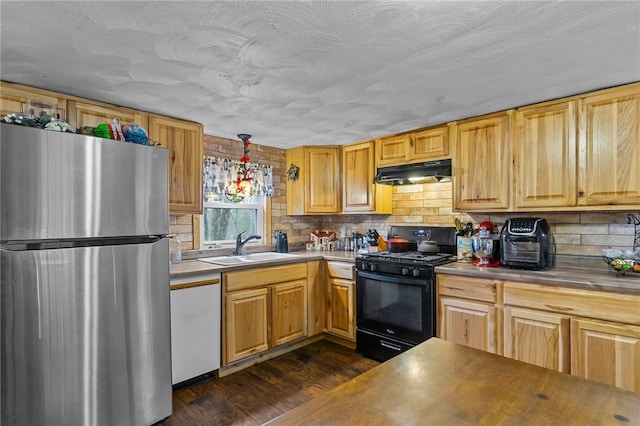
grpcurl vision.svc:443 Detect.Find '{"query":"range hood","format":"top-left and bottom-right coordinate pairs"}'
top-left (374, 159), bottom-right (452, 185)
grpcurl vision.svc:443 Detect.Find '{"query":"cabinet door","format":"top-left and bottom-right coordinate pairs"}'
top-left (410, 126), bottom-right (449, 162)
top-left (305, 147), bottom-right (341, 213)
top-left (68, 100), bottom-right (148, 133)
top-left (0, 82), bottom-right (68, 119)
top-left (342, 141), bottom-right (392, 214)
top-left (148, 115), bottom-right (203, 215)
top-left (326, 277), bottom-right (355, 341)
top-left (452, 111), bottom-right (512, 211)
top-left (375, 134), bottom-right (410, 167)
top-left (571, 318), bottom-right (640, 392)
top-left (504, 307), bottom-right (570, 373)
top-left (578, 84), bottom-right (640, 207)
top-left (224, 288), bottom-right (269, 364)
top-left (271, 280), bottom-right (307, 347)
top-left (439, 297), bottom-right (497, 353)
top-left (343, 141), bottom-right (375, 213)
top-left (514, 101), bottom-right (577, 208)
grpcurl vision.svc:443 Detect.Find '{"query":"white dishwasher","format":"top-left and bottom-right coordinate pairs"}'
top-left (170, 273), bottom-right (221, 385)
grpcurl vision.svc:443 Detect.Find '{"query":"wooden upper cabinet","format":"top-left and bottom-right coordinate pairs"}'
top-left (342, 140), bottom-right (392, 214)
top-left (376, 125), bottom-right (449, 167)
top-left (148, 115), bottom-right (203, 215)
top-left (68, 100), bottom-right (148, 132)
top-left (286, 146), bottom-right (341, 215)
top-left (577, 83), bottom-right (640, 207)
top-left (410, 126), bottom-right (449, 162)
top-left (451, 111), bottom-right (512, 211)
top-left (306, 147), bottom-right (341, 213)
top-left (0, 81), bottom-right (68, 119)
top-left (514, 100), bottom-right (577, 209)
top-left (375, 134), bottom-right (410, 167)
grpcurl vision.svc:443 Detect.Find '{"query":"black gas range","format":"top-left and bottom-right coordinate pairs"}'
top-left (354, 225), bottom-right (457, 362)
top-left (355, 251), bottom-right (456, 279)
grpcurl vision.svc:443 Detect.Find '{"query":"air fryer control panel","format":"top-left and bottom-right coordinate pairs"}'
top-left (507, 218), bottom-right (543, 235)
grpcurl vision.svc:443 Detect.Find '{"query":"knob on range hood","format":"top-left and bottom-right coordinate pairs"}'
top-left (374, 159), bottom-right (452, 185)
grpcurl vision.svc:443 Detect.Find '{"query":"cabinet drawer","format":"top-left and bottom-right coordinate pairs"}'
top-left (326, 261), bottom-right (354, 280)
top-left (437, 274), bottom-right (497, 303)
top-left (224, 263), bottom-right (307, 292)
top-left (503, 281), bottom-right (640, 326)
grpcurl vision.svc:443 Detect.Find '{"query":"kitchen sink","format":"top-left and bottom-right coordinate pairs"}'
top-left (198, 252), bottom-right (299, 266)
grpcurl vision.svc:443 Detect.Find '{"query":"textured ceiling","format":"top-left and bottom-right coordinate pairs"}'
top-left (1, 1), bottom-right (639, 148)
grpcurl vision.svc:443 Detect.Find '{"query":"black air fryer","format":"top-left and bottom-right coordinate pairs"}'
top-left (500, 218), bottom-right (555, 270)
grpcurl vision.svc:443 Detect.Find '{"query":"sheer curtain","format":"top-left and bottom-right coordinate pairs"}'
top-left (203, 156), bottom-right (274, 201)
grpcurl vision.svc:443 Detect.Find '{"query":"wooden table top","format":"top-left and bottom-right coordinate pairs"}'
top-left (265, 338), bottom-right (640, 425)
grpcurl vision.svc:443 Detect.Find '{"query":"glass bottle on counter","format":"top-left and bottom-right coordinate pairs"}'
top-left (170, 234), bottom-right (182, 263)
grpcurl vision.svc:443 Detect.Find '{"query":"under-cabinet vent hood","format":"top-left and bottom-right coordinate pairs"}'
top-left (374, 159), bottom-right (452, 186)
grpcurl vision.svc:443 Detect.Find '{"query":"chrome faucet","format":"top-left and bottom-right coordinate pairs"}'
top-left (234, 231), bottom-right (262, 255)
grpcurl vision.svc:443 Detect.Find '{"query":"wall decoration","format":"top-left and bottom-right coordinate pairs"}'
top-left (286, 163), bottom-right (300, 182)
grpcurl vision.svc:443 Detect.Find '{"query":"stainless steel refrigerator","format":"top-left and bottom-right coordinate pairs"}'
top-left (1, 123), bottom-right (172, 426)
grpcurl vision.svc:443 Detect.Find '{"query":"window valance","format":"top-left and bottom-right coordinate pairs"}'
top-left (203, 156), bottom-right (274, 200)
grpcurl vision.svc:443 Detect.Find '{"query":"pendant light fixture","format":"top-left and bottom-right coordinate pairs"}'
top-left (225, 133), bottom-right (253, 202)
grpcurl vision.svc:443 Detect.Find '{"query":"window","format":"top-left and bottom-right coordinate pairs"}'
top-left (201, 155), bottom-right (274, 249)
top-left (200, 194), bottom-right (265, 248)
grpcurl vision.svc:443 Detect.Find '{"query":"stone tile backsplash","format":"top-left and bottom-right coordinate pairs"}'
top-left (171, 134), bottom-right (639, 257)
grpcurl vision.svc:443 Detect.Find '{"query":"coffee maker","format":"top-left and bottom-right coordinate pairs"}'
top-left (275, 230), bottom-right (288, 253)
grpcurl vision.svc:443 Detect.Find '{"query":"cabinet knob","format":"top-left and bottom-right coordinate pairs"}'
top-left (577, 190), bottom-right (584, 197)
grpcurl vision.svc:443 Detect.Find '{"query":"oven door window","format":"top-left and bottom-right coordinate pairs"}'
top-left (356, 271), bottom-right (435, 343)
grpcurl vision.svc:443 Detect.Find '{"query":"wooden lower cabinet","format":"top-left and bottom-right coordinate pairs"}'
top-left (271, 280), bottom-right (307, 346)
top-left (326, 277), bottom-right (354, 341)
top-left (571, 318), bottom-right (640, 392)
top-left (436, 274), bottom-right (499, 353)
top-left (439, 297), bottom-right (497, 353)
top-left (502, 280), bottom-right (640, 391)
top-left (438, 274), bottom-right (640, 391)
top-left (325, 261), bottom-right (356, 342)
top-left (503, 307), bottom-right (570, 373)
top-left (225, 288), bottom-right (269, 364)
top-left (223, 263), bottom-right (308, 365)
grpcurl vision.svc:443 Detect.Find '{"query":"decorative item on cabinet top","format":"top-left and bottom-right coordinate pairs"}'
top-left (286, 163), bottom-right (300, 182)
top-left (3, 112), bottom-right (74, 133)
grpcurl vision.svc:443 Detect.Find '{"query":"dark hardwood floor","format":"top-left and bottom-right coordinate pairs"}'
top-left (159, 340), bottom-right (380, 426)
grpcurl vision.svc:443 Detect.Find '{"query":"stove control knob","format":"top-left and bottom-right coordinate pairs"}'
top-left (369, 263), bottom-right (378, 272)
top-left (401, 267), bottom-right (409, 276)
top-left (412, 268), bottom-right (421, 277)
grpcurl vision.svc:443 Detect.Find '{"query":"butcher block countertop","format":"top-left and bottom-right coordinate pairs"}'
top-left (170, 250), bottom-right (357, 279)
top-left (266, 338), bottom-right (640, 426)
top-left (436, 256), bottom-right (640, 294)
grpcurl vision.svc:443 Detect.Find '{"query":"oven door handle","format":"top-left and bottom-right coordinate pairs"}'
top-left (356, 270), bottom-right (431, 286)
top-left (380, 340), bottom-right (402, 352)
